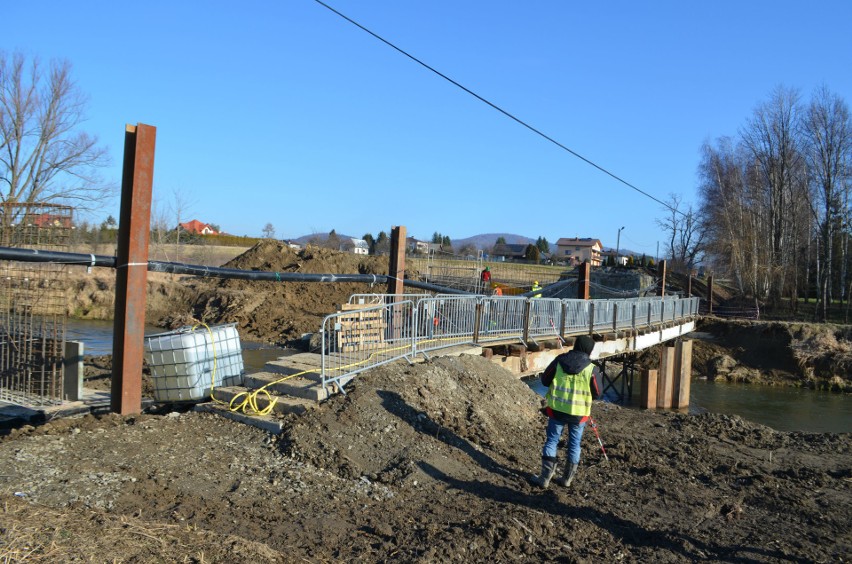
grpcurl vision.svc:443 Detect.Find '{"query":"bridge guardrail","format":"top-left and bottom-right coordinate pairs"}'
top-left (321, 294), bottom-right (701, 391)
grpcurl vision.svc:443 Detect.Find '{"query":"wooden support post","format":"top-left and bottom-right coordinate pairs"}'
top-left (473, 302), bottom-right (482, 342)
top-left (578, 261), bottom-right (591, 300)
top-left (673, 339), bottom-right (693, 408)
top-left (658, 259), bottom-right (667, 297)
top-left (687, 274), bottom-right (693, 297)
top-left (640, 369), bottom-right (657, 409)
top-left (386, 225), bottom-right (406, 296)
top-left (522, 300), bottom-right (531, 344)
top-left (707, 275), bottom-right (714, 315)
top-left (386, 225), bottom-right (406, 341)
top-left (657, 343), bottom-right (675, 408)
top-left (111, 123), bottom-right (156, 415)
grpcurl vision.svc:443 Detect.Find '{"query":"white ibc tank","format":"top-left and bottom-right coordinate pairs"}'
top-left (144, 323), bottom-right (244, 402)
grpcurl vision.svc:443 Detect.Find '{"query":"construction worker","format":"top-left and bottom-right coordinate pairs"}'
top-left (492, 283), bottom-right (502, 296)
top-left (531, 280), bottom-right (542, 298)
top-left (530, 335), bottom-right (601, 488)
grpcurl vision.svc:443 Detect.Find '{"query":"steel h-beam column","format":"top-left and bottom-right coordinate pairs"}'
top-left (111, 124), bottom-right (156, 415)
top-left (387, 226), bottom-right (406, 297)
top-left (578, 261), bottom-right (591, 300)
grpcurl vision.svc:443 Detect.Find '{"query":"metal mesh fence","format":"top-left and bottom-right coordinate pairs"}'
top-left (0, 203), bottom-right (71, 406)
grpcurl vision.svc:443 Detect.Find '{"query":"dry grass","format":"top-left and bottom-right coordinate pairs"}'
top-left (0, 495), bottom-right (284, 563)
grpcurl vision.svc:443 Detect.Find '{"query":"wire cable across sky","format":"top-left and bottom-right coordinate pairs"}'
top-left (312, 0), bottom-right (682, 216)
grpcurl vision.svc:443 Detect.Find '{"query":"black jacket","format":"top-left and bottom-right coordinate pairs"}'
top-left (540, 350), bottom-right (601, 423)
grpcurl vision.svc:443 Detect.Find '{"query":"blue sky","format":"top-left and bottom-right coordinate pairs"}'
top-left (5, 1), bottom-right (851, 256)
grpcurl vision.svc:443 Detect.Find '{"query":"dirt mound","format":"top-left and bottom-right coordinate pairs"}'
top-left (176, 241), bottom-right (417, 345)
top-left (282, 355), bottom-right (542, 485)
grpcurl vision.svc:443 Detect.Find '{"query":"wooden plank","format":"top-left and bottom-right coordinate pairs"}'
top-left (673, 340), bottom-right (693, 408)
top-left (640, 369), bottom-right (658, 409)
top-left (657, 344), bottom-right (675, 408)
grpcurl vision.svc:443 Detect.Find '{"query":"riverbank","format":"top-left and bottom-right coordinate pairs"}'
top-left (1, 354), bottom-right (849, 562)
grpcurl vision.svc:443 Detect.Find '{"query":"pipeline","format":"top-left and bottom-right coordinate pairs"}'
top-left (0, 246), bottom-right (471, 295)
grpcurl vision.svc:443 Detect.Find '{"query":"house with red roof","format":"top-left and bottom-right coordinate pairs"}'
top-left (178, 220), bottom-right (218, 235)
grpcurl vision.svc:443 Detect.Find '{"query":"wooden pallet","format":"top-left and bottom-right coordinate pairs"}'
top-left (336, 304), bottom-right (387, 352)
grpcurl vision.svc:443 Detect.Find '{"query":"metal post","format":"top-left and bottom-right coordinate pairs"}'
top-left (615, 226), bottom-right (624, 266)
top-left (578, 261), bottom-right (591, 300)
top-left (111, 123), bottom-right (156, 415)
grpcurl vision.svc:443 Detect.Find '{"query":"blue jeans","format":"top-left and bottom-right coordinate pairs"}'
top-left (542, 418), bottom-right (586, 464)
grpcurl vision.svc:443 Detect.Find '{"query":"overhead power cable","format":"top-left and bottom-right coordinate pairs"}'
top-left (311, 0), bottom-right (683, 216)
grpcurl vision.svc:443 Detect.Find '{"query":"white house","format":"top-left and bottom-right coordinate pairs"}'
top-left (342, 238), bottom-right (369, 255)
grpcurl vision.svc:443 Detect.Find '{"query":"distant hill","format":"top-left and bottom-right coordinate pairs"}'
top-left (450, 233), bottom-right (535, 251)
top-left (291, 232), bottom-right (536, 251)
top-left (291, 232), bottom-right (357, 245)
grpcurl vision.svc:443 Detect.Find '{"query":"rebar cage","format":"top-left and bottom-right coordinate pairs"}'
top-left (0, 203), bottom-right (72, 406)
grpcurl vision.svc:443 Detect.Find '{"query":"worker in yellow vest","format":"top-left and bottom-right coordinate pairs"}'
top-left (531, 280), bottom-right (542, 298)
top-left (530, 335), bottom-right (601, 488)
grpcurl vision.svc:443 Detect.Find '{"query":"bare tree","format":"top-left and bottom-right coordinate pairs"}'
top-left (656, 193), bottom-right (705, 274)
top-left (0, 52), bottom-right (112, 223)
top-left (739, 86), bottom-right (805, 307)
top-left (802, 85), bottom-right (852, 321)
top-left (262, 223), bottom-right (275, 239)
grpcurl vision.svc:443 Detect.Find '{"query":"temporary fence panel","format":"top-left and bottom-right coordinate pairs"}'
top-left (414, 296), bottom-right (479, 354)
top-left (562, 300), bottom-right (591, 336)
top-left (348, 293), bottom-right (430, 305)
top-left (476, 296), bottom-right (527, 344)
top-left (614, 300), bottom-right (636, 331)
top-left (321, 301), bottom-right (416, 392)
top-left (528, 298), bottom-right (563, 339)
top-left (591, 300), bottom-right (616, 333)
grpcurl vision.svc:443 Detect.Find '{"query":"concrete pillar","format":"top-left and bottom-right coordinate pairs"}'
top-left (63, 341), bottom-right (84, 401)
top-left (673, 339), bottom-right (693, 408)
top-left (657, 343), bottom-right (676, 408)
top-left (640, 369), bottom-right (657, 409)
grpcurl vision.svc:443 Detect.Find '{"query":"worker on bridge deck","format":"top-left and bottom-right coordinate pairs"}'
top-left (530, 335), bottom-right (600, 489)
top-left (531, 280), bottom-right (542, 298)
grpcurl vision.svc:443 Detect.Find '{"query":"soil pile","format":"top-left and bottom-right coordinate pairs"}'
top-left (175, 241), bottom-right (416, 345)
top-left (1, 355), bottom-right (849, 562)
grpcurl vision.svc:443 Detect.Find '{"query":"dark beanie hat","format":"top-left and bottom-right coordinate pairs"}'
top-left (574, 335), bottom-right (595, 355)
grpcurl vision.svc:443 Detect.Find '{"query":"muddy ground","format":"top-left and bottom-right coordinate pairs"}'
top-left (2, 242), bottom-right (849, 562)
top-left (2, 354), bottom-right (850, 563)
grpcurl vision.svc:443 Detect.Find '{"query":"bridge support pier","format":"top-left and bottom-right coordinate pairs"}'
top-left (596, 353), bottom-right (638, 404)
top-left (644, 338), bottom-right (692, 409)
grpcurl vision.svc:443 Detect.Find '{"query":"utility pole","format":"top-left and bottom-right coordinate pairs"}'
top-left (615, 226), bottom-right (624, 266)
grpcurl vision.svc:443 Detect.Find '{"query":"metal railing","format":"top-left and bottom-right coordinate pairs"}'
top-left (319, 295), bottom-right (701, 393)
top-left (320, 300), bottom-right (416, 392)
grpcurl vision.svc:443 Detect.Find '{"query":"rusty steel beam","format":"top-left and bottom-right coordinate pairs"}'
top-left (577, 262), bottom-right (591, 300)
top-left (111, 124), bottom-right (156, 415)
top-left (386, 225), bottom-right (406, 296)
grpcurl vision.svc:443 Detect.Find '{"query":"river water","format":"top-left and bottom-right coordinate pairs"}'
top-left (67, 320), bottom-right (849, 434)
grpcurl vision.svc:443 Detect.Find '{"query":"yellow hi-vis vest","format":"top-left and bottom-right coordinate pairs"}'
top-left (531, 284), bottom-right (542, 298)
top-left (546, 362), bottom-right (594, 416)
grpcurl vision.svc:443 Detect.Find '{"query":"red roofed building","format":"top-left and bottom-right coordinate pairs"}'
top-left (178, 220), bottom-right (218, 235)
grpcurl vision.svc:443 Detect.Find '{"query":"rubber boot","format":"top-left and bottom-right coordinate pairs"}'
top-left (554, 463), bottom-right (578, 487)
top-left (530, 457), bottom-right (558, 488)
